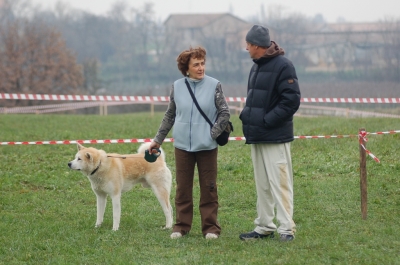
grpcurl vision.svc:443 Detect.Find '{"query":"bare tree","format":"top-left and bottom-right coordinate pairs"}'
top-left (0, 0), bottom-right (31, 23)
top-left (83, 58), bottom-right (103, 94)
top-left (0, 19), bottom-right (83, 106)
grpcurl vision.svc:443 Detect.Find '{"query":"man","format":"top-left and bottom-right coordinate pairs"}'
top-left (239, 25), bottom-right (301, 242)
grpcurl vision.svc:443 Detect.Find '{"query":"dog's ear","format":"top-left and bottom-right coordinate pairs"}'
top-left (85, 152), bottom-right (91, 160)
top-left (77, 143), bottom-right (85, 151)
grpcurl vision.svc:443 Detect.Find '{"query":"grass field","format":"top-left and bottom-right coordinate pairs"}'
top-left (0, 113), bottom-right (399, 265)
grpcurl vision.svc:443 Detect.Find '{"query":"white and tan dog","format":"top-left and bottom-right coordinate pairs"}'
top-left (68, 142), bottom-right (173, 231)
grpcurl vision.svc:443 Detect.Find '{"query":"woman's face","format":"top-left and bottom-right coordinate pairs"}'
top-left (187, 57), bottom-right (205, 79)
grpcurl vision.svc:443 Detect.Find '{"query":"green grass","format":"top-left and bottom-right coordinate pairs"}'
top-left (0, 113), bottom-right (399, 265)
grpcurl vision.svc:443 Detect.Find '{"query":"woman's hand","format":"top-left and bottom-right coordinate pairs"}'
top-left (148, 141), bottom-right (161, 153)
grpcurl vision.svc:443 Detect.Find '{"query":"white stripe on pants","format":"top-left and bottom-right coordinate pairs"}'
top-left (251, 143), bottom-right (296, 235)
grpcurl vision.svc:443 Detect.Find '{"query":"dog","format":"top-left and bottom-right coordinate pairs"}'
top-left (68, 142), bottom-right (173, 231)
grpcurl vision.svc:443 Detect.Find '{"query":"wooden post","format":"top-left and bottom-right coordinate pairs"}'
top-left (150, 102), bottom-right (154, 117)
top-left (99, 103), bottom-right (107, 116)
top-left (359, 128), bottom-right (367, 220)
top-left (103, 103), bottom-right (108, 116)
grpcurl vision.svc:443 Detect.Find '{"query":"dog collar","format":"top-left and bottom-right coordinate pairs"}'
top-left (91, 161), bottom-right (101, 175)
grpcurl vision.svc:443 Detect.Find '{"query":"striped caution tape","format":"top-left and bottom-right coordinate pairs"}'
top-left (358, 130), bottom-right (381, 163)
top-left (1, 93), bottom-right (400, 103)
top-left (1, 130), bottom-right (399, 146)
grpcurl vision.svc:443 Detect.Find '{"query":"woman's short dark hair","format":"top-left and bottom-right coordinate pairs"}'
top-left (176, 46), bottom-right (206, 76)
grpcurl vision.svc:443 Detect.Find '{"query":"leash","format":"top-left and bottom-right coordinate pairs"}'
top-left (107, 155), bottom-right (127, 159)
top-left (91, 151), bottom-right (159, 175)
top-left (91, 156), bottom-right (140, 175)
top-left (106, 155), bottom-right (154, 159)
top-left (107, 149), bottom-right (161, 160)
top-left (107, 148), bottom-right (161, 163)
top-left (106, 155), bottom-right (141, 159)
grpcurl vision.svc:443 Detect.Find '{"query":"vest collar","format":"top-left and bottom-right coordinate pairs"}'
top-left (186, 76), bottom-right (206, 85)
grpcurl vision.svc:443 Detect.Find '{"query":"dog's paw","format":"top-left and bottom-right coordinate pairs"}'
top-left (95, 222), bottom-right (102, 228)
top-left (112, 226), bottom-right (119, 231)
top-left (162, 225), bottom-right (172, 230)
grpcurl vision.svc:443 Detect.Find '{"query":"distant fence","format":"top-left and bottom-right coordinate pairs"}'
top-left (1, 93), bottom-right (400, 117)
top-left (0, 101), bottom-right (168, 115)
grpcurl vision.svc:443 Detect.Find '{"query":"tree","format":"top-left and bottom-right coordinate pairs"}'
top-left (0, 19), bottom-right (83, 101)
top-left (82, 58), bottom-right (103, 94)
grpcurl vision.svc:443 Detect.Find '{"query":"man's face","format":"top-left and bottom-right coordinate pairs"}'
top-left (187, 57), bottom-right (205, 79)
top-left (246, 42), bottom-right (258, 59)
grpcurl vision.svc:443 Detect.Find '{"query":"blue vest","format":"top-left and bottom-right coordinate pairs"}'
top-left (173, 75), bottom-right (219, 151)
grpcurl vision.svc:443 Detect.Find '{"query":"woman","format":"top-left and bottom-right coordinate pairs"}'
top-left (148, 46), bottom-right (230, 239)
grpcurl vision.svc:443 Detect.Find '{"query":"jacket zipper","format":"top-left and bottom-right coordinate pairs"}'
top-left (189, 81), bottom-right (196, 150)
top-left (247, 66), bottom-right (259, 137)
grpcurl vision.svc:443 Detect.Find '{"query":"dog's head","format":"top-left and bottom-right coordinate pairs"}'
top-left (68, 144), bottom-right (105, 175)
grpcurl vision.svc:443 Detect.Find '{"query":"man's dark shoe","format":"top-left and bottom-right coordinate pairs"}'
top-left (239, 231), bottom-right (274, 241)
top-left (279, 234), bottom-right (294, 242)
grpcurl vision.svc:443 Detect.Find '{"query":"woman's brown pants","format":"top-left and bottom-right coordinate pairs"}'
top-left (173, 147), bottom-right (221, 236)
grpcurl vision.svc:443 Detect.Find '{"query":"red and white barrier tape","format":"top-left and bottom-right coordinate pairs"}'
top-left (1, 93), bottom-right (400, 103)
top-left (301, 98), bottom-right (400, 103)
top-left (1, 138), bottom-right (167, 145)
top-left (368, 130), bottom-right (400, 135)
top-left (358, 130), bottom-right (380, 163)
top-left (1, 131), bottom-right (399, 147)
top-left (0, 93), bottom-right (170, 102)
top-left (295, 130), bottom-right (400, 139)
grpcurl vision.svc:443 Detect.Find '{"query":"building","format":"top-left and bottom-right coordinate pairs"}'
top-left (163, 13), bottom-right (251, 72)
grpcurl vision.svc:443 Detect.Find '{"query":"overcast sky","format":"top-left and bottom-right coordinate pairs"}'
top-left (31, 0), bottom-right (398, 23)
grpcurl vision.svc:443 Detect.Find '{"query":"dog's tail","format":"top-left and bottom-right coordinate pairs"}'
top-left (137, 142), bottom-right (166, 162)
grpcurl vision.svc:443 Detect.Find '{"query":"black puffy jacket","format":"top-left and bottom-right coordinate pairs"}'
top-left (240, 51), bottom-right (301, 144)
